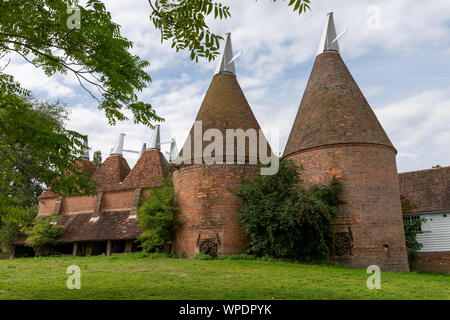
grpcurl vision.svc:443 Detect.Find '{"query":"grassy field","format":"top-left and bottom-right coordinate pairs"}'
top-left (0, 253), bottom-right (448, 300)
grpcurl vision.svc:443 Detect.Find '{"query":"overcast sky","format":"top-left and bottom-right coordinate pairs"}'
top-left (5, 0), bottom-right (450, 172)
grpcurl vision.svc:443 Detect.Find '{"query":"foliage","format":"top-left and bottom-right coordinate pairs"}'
top-left (22, 215), bottom-right (63, 256)
top-left (0, 206), bottom-right (36, 253)
top-left (93, 150), bottom-right (102, 169)
top-left (148, 0), bottom-right (311, 62)
top-left (234, 159), bottom-right (343, 261)
top-left (432, 165), bottom-right (442, 168)
top-left (194, 252), bottom-right (215, 260)
top-left (0, 0), bottom-right (162, 126)
top-left (0, 90), bottom-right (98, 198)
top-left (137, 178), bottom-right (179, 253)
top-left (0, 0), bottom-right (311, 205)
top-left (404, 217), bottom-right (426, 268)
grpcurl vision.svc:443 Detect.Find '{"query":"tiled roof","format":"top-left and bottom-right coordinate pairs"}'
top-left (121, 149), bottom-right (169, 188)
top-left (79, 159), bottom-right (96, 177)
top-left (178, 73), bottom-right (271, 164)
top-left (399, 166), bottom-right (450, 213)
top-left (38, 159), bottom-right (97, 199)
top-left (283, 51), bottom-right (394, 157)
top-left (92, 155), bottom-right (131, 188)
top-left (12, 211), bottom-right (141, 244)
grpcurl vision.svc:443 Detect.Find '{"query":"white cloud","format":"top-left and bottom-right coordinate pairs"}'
top-left (376, 87), bottom-right (450, 172)
top-left (2, 0), bottom-right (449, 172)
top-left (4, 60), bottom-right (75, 99)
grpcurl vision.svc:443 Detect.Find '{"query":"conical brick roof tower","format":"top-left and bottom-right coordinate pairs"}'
top-left (173, 33), bottom-right (271, 257)
top-left (92, 133), bottom-right (131, 189)
top-left (284, 13), bottom-right (409, 272)
top-left (121, 126), bottom-right (170, 188)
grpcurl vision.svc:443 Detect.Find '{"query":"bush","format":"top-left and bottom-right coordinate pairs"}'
top-left (234, 159), bottom-right (343, 261)
top-left (404, 217), bottom-right (426, 268)
top-left (22, 215), bottom-right (63, 256)
top-left (137, 178), bottom-right (179, 253)
top-left (0, 205), bottom-right (36, 253)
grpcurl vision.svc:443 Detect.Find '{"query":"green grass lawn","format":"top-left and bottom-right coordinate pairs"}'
top-left (0, 253), bottom-right (448, 300)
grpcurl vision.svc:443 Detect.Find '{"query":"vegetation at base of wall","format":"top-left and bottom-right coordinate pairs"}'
top-left (22, 215), bottom-right (63, 257)
top-left (404, 217), bottom-right (426, 268)
top-left (234, 159), bottom-right (344, 261)
top-left (194, 252), bottom-right (215, 260)
top-left (137, 178), bottom-right (179, 253)
top-left (0, 253), bottom-right (448, 300)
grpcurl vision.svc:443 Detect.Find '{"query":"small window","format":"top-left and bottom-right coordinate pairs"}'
top-left (403, 215), bottom-right (422, 232)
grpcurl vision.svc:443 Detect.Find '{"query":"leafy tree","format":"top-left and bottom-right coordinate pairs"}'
top-left (0, 89), bottom-right (98, 199)
top-left (234, 159), bottom-right (343, 261)
top-left (148, 0), bottom-right (311, 62)
top-left (137, 178), bottom-right (179, 253)
top-left (22, 215), bottom-right (63, 257)
top-left (0, 0), bottom-right (312, 206)
top-left (1, 0), bottom-right (312, 123)
top-left (0, 0), bottom-right (162, 126)
top-left (93, 150), bottom-right (102, 169)
top-left (0, 206), bottom-right (36, 254)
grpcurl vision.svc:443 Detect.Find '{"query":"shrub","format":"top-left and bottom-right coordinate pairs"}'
top-left (137, 178), bottom-right (179, 253)
top-left (403, 217), bottom-right (426, 268)
top-left (22, 215), bottom-right (63, 256)
top-left (234, 159), bottom-right (343, 261)
top-left (0, 205), bottom-right (36, 253)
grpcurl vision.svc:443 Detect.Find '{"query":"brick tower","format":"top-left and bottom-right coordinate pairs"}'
top-left (283, 13), bottom-right (409, 272)
top-left (172, 33), bottom-right (271, 257)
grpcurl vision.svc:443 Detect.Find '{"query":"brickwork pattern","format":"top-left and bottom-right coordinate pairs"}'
top-left (283, 51), bottom-right (394, 157)
top-left (414, 252), bottom-right (450, 274)
top-left (286, 144), bottom-right (409, 272)
top-left (172, 164), bottom-right (259, 257)
top-left (179, 73), bottom-right (271, 164)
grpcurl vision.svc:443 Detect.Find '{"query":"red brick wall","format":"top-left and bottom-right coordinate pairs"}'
top-left (62, 196), bottom-right (95, 213)
top-left (414, 252), bottom-right (450, 274)
top-left (38, 198), bottom-right (57, 216)
top-left (101, 189), bottom-right (135, 211)
top-left (38, 189), bottom-right (138, 216)
top-left (172, 164), bottom-right (259, 257)
top-left (286, 143), bottom-right (410, 272)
